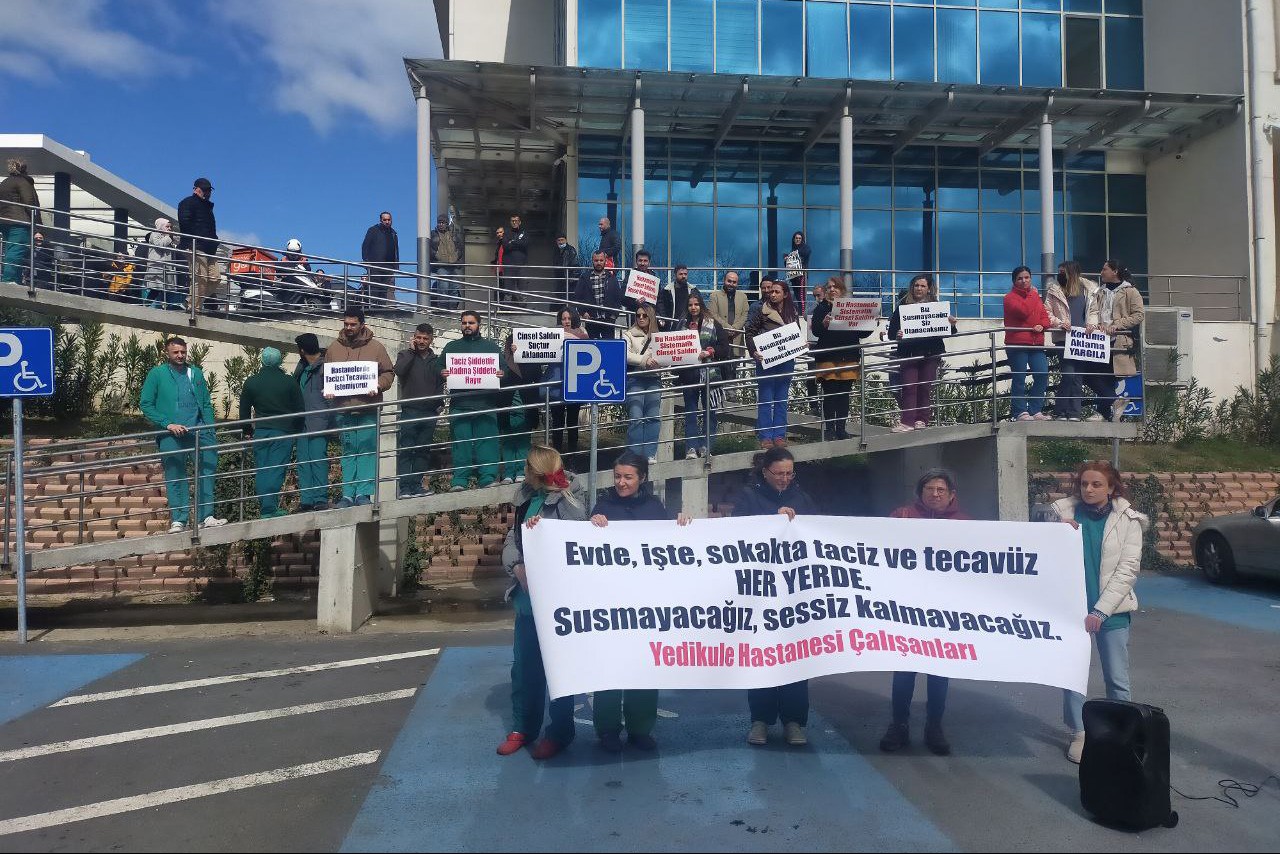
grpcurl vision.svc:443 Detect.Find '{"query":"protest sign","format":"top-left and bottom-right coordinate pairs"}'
top-left (1065, 329), bottom-right (1111, 364)
top-left (445, 352), bottom-right (500, 390)
top-left (651, 330), bottom-right (702, 367)
top-left (513, 328), bottom-right (565, 364)
top-left (900, 301), bottom-right (952, 338)
top-left (827, 298), bottom-right (882, 332)
top-left (323, 361), bottom-right (379, 397)
top-left (752, 321), bottom-right (807, 369)
top-left (625, 269), bottom-right (661, 305)
top-left (523, 515), bottom-right (1090, 698)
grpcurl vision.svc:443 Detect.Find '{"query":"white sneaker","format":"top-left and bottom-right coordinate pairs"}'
top-left (1033, 412), bottom-right (1051, 421)
top-left (891, 423), bottom-right (913, 433)
top-left (913, 421), bottom-right (926, 430)
top-left (1084, 413), bottom-right (1104, 422)
top-left (1066, 731), bottom-right (1086, 764)
top-left (686, 448), bottom-right (698, 460)
top-left (167, 521), bottom-right (187, 534)
top-left (500, 477), bottom-right (514, 485)
top-left (647, 456), bottom-right (657, 464)
top-left (201, 516), bottom-right (228, 529)
top-left (1016, 412), bottom-right (1034, 422)
top-left (514, 475), bottom-right (525, 483)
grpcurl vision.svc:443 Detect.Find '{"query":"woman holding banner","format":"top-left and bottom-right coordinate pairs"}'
top-left (496, 445), bottom-right (590, 761)
top-left (676, 293), bottom-right (730, 459)
top-left (1048, 460), bottom-right (1147, 763)
top-left (887, 274), bottom-right (956, 432)
top-left (622, 304), bottom-right (663, 462)
top-left (810, 278), bottom-right (871, 441)
top-left (1045, 261), bottom-right (1100, 421)
top-left (733, 446), bottom-right (818, 747)
top-left (745, 278), bottom-right (802, 449)
top-left (588, 451), bottom-right (692, 751)
top-left (543, 308), bottom-right (588, 457)
top-left (1002, 266), bottom-right (1054, 422)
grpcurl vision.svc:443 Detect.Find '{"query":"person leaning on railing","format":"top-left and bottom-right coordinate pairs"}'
top-left (0, 158), bottom-right (43, 284)
top-left (176, 178), bottom-right (219, 312)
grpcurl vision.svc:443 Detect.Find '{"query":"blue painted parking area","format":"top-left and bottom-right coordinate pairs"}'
top-left (1137, 573), bottom-right (1280, 633)
top-left (0, 654), bottom-right (143, 726)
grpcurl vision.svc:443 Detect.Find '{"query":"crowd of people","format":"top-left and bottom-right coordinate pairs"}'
top-left (496, 448), bottom-right (1146, 765)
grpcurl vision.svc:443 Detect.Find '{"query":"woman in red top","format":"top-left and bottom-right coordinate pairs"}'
top-left (1002, 266), bottom-right (1054, 421)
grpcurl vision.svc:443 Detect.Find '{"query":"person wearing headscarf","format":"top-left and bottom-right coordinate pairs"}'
top-left (146, 218), bottom-right (179, 309)
top-left (239, 347), bottom-right (305, 518)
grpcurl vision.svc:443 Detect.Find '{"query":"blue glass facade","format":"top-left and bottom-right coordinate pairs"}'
top-left (577, 0), bottom-right (1144, 90)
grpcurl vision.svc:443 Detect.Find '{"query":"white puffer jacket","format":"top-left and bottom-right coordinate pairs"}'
top-left (1050, 495), bottom-right (1149, 617)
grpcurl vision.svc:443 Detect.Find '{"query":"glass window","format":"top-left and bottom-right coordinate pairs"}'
top-left (981, 212), bottom-right (1024, 272)
top-left (981, 148), bottom-right (1022, 169)
top-left (1105, 17), bottom-right (1145, 90)
top-left (806, 1), bottom-right (848, 79)
top-left (1068, 214), bottom-right (1108, 272)
top-left (716, 0), bottom-right (759, 74)
top-left (715, 160), bottom-right (760, 206)
top-left (1064, 16), bottom-right (1101, 88)
top-left (1022, 0), bottom-right (1062, 10)
top-left (853, 167), bottom-right (893, 208)
top-left (671, 0), bottom-right (714, 72)
top-left (579, 175), bottom-right (619, 202)
top-left (579, 0), bottom-right (622, 68)
top-left (805, 160), bottom-right (840, 207)
top-left (1105, 0), bottom-right (1142, 14)
top-left (670, 164), bottom-right (715, 204)
top-left (644, 204), bottom-right (670, 267)
top-left (893, 168), bottom-right (936, 209)
top-left (716, 206), bottom-right (760, 270)
top-left (1023, 170), bottom-right (1065, 214)
top-left (939, 211), bottom-right (980, 271)
top-left (765, 164), bottom-right (804, 207)
top-left (849, 3), bottom-right (891, 81)
top-left (624, 0), bottom-right (667, 69)
top-left (1065, 150), bottom-right (1105, 171)
top-left (983, 0), bottom-right (1018, 8)
top-left (1065, 173), bottom-right (1106, 212)
top-left (893, 5), bottom-right (935, 82)
top-left (937, 0), bottom-right (976, 6)
top-left (937, 169), bottom-right (980, 210)
top-left (762, 0), bottom-right (804, 76)
top-left (1021, 13), bottom-right (1062, 87)
top-left (802, 208), bottom-right (840, 272)
top-left (937, 9), bottom-right (977, 84)
top-left (980, 170), bottom-right (1021, 211)
top-left (979, 11), bottom-right (1019, 85)
top-left (939, 148), bottom-right (980, 168)
top-left (1066, 0), bottom-right (1102, 11)
top-left (854, 209), bottom-right (892, 270)
top-left (1108, 216), bottom-right (1147, 274)
top-left (894, 209), bottom-right (935, 273)
top-left (1107, 174), bottom-right (1147, 215)
top-left (670, 205), bottom-right (715, 272)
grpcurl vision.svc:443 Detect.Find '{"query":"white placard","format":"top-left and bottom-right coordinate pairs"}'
top-left (650, 330), bottom-right (702, 367)
top-left (445, 352), bottom-right (500, 390)
top-left (624, 269), bottom-right (661, 305)
top-left (523, 515), bottom-right (1090, 698)
top-left (513, 328), bottom-right (565, 364)
top-left (1065, 328), bottom-right (1111, 364)
top-left (752, 321), bottom-right (807, 369)
top-left (827, 298), bottom-right (882, 332)
top-left (323, 360), bottom-right (379, 397)
top-left (900, 301), bottom-right (952, 338)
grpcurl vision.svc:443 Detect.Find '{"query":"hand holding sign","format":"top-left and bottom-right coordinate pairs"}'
top-left (650, 330), bottom-right (702, 367)
top-left (445, 353), bottom-right (501, 390)
top-left (828, 298), bottom-right (882, 332)
top-left (624, 269), bottom-right (660, 305)
top-left (513, 328), bottom-right (565, 364)
top-left (899, 301), bottom-right (952, 339)
top-left (323, 361), bottom-right (380, 397)
top-left (752, 321), bottom-right (807, 369)
top-left (1065, 328), bottom-right (1111, 364)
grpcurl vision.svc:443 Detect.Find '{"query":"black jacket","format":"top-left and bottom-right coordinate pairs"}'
top-left (555, 243), bottom-right (579, 273)
top-left (656, 281), bottom-right (702, 330)
top-left (598, 228), bottom-right (622, 267)
top-left (496, 357), bottom-right (544, 429)
top-left (573, 269), bottom-right (623, 319)
top-left (502, 228), bottom-right (530, 265)
top-left (591, 488), bottom-right (671, 521)
top-left (887, 303), bottom-right (956, 359)
top-left (810, 300), bottom-right (871, 363)
top-left (731, 479), bottom-right (817, 517)
top-left (394, 348), bottom-right (444, 408)
top-left (362, 223), bottom-right (399, 264)
top-left (176, 193), bottom-right (218, 253)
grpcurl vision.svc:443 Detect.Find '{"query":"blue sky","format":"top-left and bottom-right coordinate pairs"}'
top-left (0, 0), bottom-right (443, 264)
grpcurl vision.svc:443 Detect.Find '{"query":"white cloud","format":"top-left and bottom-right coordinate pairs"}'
top-left (0, 0), bottom-right (188, 82)
top-left (219, 229), bottom-right (264, 249)
top-left (212, 0), bottom-right (443, 133)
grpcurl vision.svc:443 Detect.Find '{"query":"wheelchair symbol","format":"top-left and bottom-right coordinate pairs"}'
top-left (12, 361), bottom-right (47, 393)
top-left (593, 370), bottom-right (619, 398)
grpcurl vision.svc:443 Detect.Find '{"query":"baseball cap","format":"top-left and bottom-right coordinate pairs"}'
top-left (194, 177), bottom-right (213, 191)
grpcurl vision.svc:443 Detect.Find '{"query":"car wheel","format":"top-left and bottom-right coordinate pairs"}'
top-left (1197, 533), bottom-right (1238, 585)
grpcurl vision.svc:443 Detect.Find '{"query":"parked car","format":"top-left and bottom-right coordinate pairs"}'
top-left (1192, 492), bottom-right (1280, 584)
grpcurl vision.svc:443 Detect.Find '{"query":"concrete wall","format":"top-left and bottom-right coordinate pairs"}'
top-left (449, 0), bottom-right (558, 64)
top-left (1144, 0), bottom-right (1245, 95)
top-left (1190, 320), bottom-right (1257, 400)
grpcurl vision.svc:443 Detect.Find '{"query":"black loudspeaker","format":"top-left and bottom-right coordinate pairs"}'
top-left (1080, 699), bottom-right (1179, 830)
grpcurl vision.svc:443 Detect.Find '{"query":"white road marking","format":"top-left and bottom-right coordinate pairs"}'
top-left (0, 689), bottom-right (416, 763)
top-left (52, 649), bottom-right (441, 706)
top-left (0, 750), bottom-right (382, 836)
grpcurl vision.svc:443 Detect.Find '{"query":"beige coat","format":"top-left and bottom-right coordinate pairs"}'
top-left (1050, 495), bottom-right (1148, 617)
top-left (707, 288), bottom-right (750, 350)
top-left (1044, 277), bottom-right (1099, 345)
top-left (324, 325), bottom-right (394, 407)
top-left (1091, 283), bottom-right (1144, 377)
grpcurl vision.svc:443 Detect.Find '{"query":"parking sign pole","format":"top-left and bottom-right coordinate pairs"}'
top-left (13, 398), bottom-right (27, 643)
top-left (588, 403), bottom-right (599, 506)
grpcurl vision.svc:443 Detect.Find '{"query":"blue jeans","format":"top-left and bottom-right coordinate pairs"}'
top-left (891, 672), bottom-right (949, 724)
top-left (682, 385), bottom-right (717, 453)
top-left (1, 223), bottom-right (31, 284)
top-left (626, 378), bottom-right (661, 458)
top-left (1063, 625), bottom-right (1131, 732)
top-left (430, 264), bottom-right (461, 310)
top-left (755, 360), bottom-right (794, 441)
top-left (1007, 348), bottom-right (1049, 417)
top-left (156, 429), bottom-right (218, 525)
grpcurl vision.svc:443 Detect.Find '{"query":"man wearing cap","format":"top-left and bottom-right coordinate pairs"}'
top-left (239, 348), bottom-right (305, 518)
top-left (176, 177), bottom-right (220, 312)
top-left (324, 308), bottom-right (394, 507)
top-left (429, 214), bottom-right (464, 311)
top-left (293, 333), bottom-right (333, 511)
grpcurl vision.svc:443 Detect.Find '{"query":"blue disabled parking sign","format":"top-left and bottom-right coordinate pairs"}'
top-left (562, 339), bottom-right (626, 404)
top-left (0, 328), bottom-right (55, 398)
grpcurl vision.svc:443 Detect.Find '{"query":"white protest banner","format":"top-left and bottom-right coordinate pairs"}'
top-left (1065, 328), bottom-right (1111, 364)
top-left (445, 352), bottom-right (500, 390)
top-left (752, 321), bottom-right (807, 369)
top-left (513, 328), bottom-right (565, 364)
top-left (828, 298), bottom-right (882, 332)
top-left (523, 515), bottom-right (1090, 699)
top-left (900, 301), bottom-right (952, 338)
top-left (624, 269), bottom-right (660, 305)
top-left (651, 330), bottom-right (702, 367)
top-left (323, 361), bottom-right (379, 397)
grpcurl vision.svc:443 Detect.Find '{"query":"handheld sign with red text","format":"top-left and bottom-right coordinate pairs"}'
top-left (513, 328), bottom-right (565, 364)
top-left (1065, 328), bottom-right (1111, 364)
top-left (753, 321), bottom-right (807, 370)
top-left (828, 298), bottom-right (882, 332)
top-left (650, 330), bottom-right (702, 367)
top-left (900, 301), bottom-right (952, 339)
top-left (445, 353), bottom-right (500, 390)
top-left (624, 269), bottom-right (660, 305)
top-left (323, 361), bottom-right (379, 396)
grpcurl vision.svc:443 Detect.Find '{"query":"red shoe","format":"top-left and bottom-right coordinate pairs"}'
top-left (530, 738), bottom-right (564, 760)
top-left (773, 437), bottom-right (788, 448)
top-left (496, 732), bottom-right (527, 756)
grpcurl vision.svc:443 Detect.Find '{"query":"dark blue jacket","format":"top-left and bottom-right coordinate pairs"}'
top-left (731, 480), bottom-right (817, 517)
top-left (591, 488), bottom-right (670, 521)
top-left (176, 193), bottom-right (218, 254)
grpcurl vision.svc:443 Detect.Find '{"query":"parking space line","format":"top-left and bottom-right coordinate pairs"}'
top-left (51, 649), bottom-right (440, 707)
top-left (0, 689), bottom-right (416, 763)
top-left (0, 750), bottom-right (382, 836)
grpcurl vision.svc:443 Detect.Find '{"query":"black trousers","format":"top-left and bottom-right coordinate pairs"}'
top-left (747, 681), bottom-right (809, 726)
